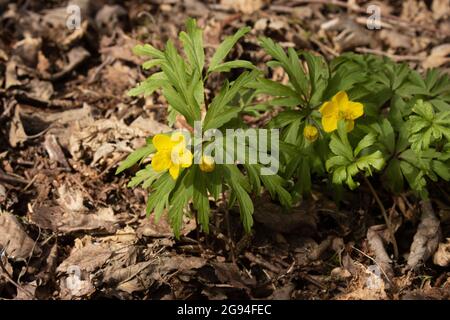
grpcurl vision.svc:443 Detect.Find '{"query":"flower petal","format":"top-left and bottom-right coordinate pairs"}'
top-left (169, 164), bottom-right (180, 179)
top-left (322, 116), bottom-right (338, 133)
top-left (171, 132), bottom-right (187, 149)
top-left (319, 101), bottom-right (337, 117)
top-left (179, 149), bottom-right (193, 168)
top-left (153, 134), bottom-right (173, 151)
top-left (333, 91), bottom-right (349, 107)
top-left (151, 151), bottom-right (171, 172)
top-left (346, 102), bottom-right (364, 120)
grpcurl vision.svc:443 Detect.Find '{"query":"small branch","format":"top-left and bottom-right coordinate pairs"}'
top-left (355, 48), bottom-right (424, 62)
top-left (364, 176), bottom-right (399, 259)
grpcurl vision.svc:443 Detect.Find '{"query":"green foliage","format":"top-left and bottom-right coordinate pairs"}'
top-left (118, 18), bottom-right (450, 237)
top-left (326, 122), bottom-right (385, 190)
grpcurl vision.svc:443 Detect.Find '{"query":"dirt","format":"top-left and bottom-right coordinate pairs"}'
top-left (0, 0), bottom-right (449, 300)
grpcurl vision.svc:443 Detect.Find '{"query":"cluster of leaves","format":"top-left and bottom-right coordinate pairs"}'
top-left (117, 19), bottom-right (450, 236)
top-left (117, 19), bottom-right (290, 236)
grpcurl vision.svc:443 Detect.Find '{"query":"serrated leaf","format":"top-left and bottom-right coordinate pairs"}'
top-left (116, 144), bottom-right (155, 174)
top-left (208, 27), bottom-right (251, 73)
top-left (208, 60), bottom-right (255, 73)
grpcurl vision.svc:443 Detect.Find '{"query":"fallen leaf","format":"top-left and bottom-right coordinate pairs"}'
top-left (432, 0), bottom-right (450, 20)
top-left (406, 201), bottom-right (441, 270)
top-left (0, 211), bottom-right (41, 261)
top-left (422, 44), bottom-right (450, 69)
top-left (433, 238), bottom-right (450, 267)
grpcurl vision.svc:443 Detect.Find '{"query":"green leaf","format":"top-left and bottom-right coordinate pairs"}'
top-left (146, 173), bottom-right (177, 222)
top-left (208, 27), bottom-right (251, 73)
top-left (128, 165), bottom-right (162, 188)
top-left (208, 60), bottom-right (255, 73)
top-left (179, 18), bottom-right (205, 75)
top-left (193, 168), bottom-right (211, 233)
top-left (204, 70), bottom-right (259, 130)
top-left (354, 133), bottom-right (377, 156)
top-left (168, 171), bottom-right (193, 238)
top-left (116, 144), bottom-right (155, 174)
top-left (224, 165), bottom-right (253, 233)
top-left (133, 44), bottom-right (165, 59)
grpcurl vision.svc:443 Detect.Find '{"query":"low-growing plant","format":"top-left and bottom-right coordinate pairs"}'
top-left (117, 18), bottom-right (450, 239)
top-left (116, 19), bottom-right (291, 237)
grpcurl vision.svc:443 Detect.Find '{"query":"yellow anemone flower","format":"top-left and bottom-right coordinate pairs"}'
top-left (319, 91), bottom-right (364, 133)
top-left (151, 132), bottom-right (193, 179)
top-left (303, 125), bottom-right (319, 142)
top-left (199, 155), bottom-right (215, 173)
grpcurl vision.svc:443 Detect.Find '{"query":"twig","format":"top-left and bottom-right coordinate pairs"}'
top-left (355, 47), bottom-right (424, 62)
top-left (0, 170), bottom-right (29, 185)
top-left (364, 176), bottom-right (399, 259)
top-left (244, 252), bottom-right (281, 274)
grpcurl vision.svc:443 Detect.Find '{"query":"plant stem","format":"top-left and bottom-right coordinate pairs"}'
top-left (364, 176), bottom-right (399, 259)
top-left (222, 189), bottom-right (236, 264)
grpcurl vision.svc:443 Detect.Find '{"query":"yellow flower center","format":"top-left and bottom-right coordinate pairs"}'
top-left (338, 109), bottom-right (354, 120)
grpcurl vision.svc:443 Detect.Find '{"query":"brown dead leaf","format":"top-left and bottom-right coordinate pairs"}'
top-left (57, 243), bottom-right (112, 274)
top-left (13, 35), bottom-right (41, 67)
top-left (5, 58), bottom-right (22, 89)
top-left (44, 134), bottom-right (69, 168)
top-left (253, 194), bottom-right (317, 234)
top-left (367, 225), bottom-right (394, 280)
top-left (422, 44), bottom-right (450, 69)
top-left (407, 201), bottom-right (441, 270)
top-left (336, 260), bottom-right (387, 300)
top-left (220, 0), bottom-right (269, 14)
top-left (137, 213), bottom-right (196, 238)
top-left (212, 262), bottom-right (255, 290)
top-left (95, 4), bottom-right (128, 33)
top-left (0, 211), bottom-right (41, 260)
top-left (380, 30), bottom-right (411, 49)
top-left (432, 0), bottom-right (450, 20)
top-left (321, 17), bottom-right (374, 51)
top-left (30, 205), bottom-right (117, 234)
top-left (433, 238), bottom-right (450, 267)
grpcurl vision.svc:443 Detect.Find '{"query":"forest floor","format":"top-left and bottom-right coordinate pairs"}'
top-left (0, 0), bottom-right (449, 300)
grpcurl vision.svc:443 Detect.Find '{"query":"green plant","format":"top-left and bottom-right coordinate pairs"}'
top-left (116, 19), bottom-right (291, 237)
top-left (117, 18), bottom-right (450, 238)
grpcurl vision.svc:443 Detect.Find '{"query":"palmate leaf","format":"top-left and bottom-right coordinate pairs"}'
top-left (326, 122), bottom-right (385, 189)
top-left (407, 100), bottom-right (450, 152)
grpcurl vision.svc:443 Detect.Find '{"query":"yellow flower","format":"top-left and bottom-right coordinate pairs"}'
top-left (319, 91), bottom-right (364, 133)
top-left (199, 155), bottom-right (215, 173)
top-left (303, 125), bottom-right (319, 142)
top-left (151, 132), bottom-right (193, 179)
